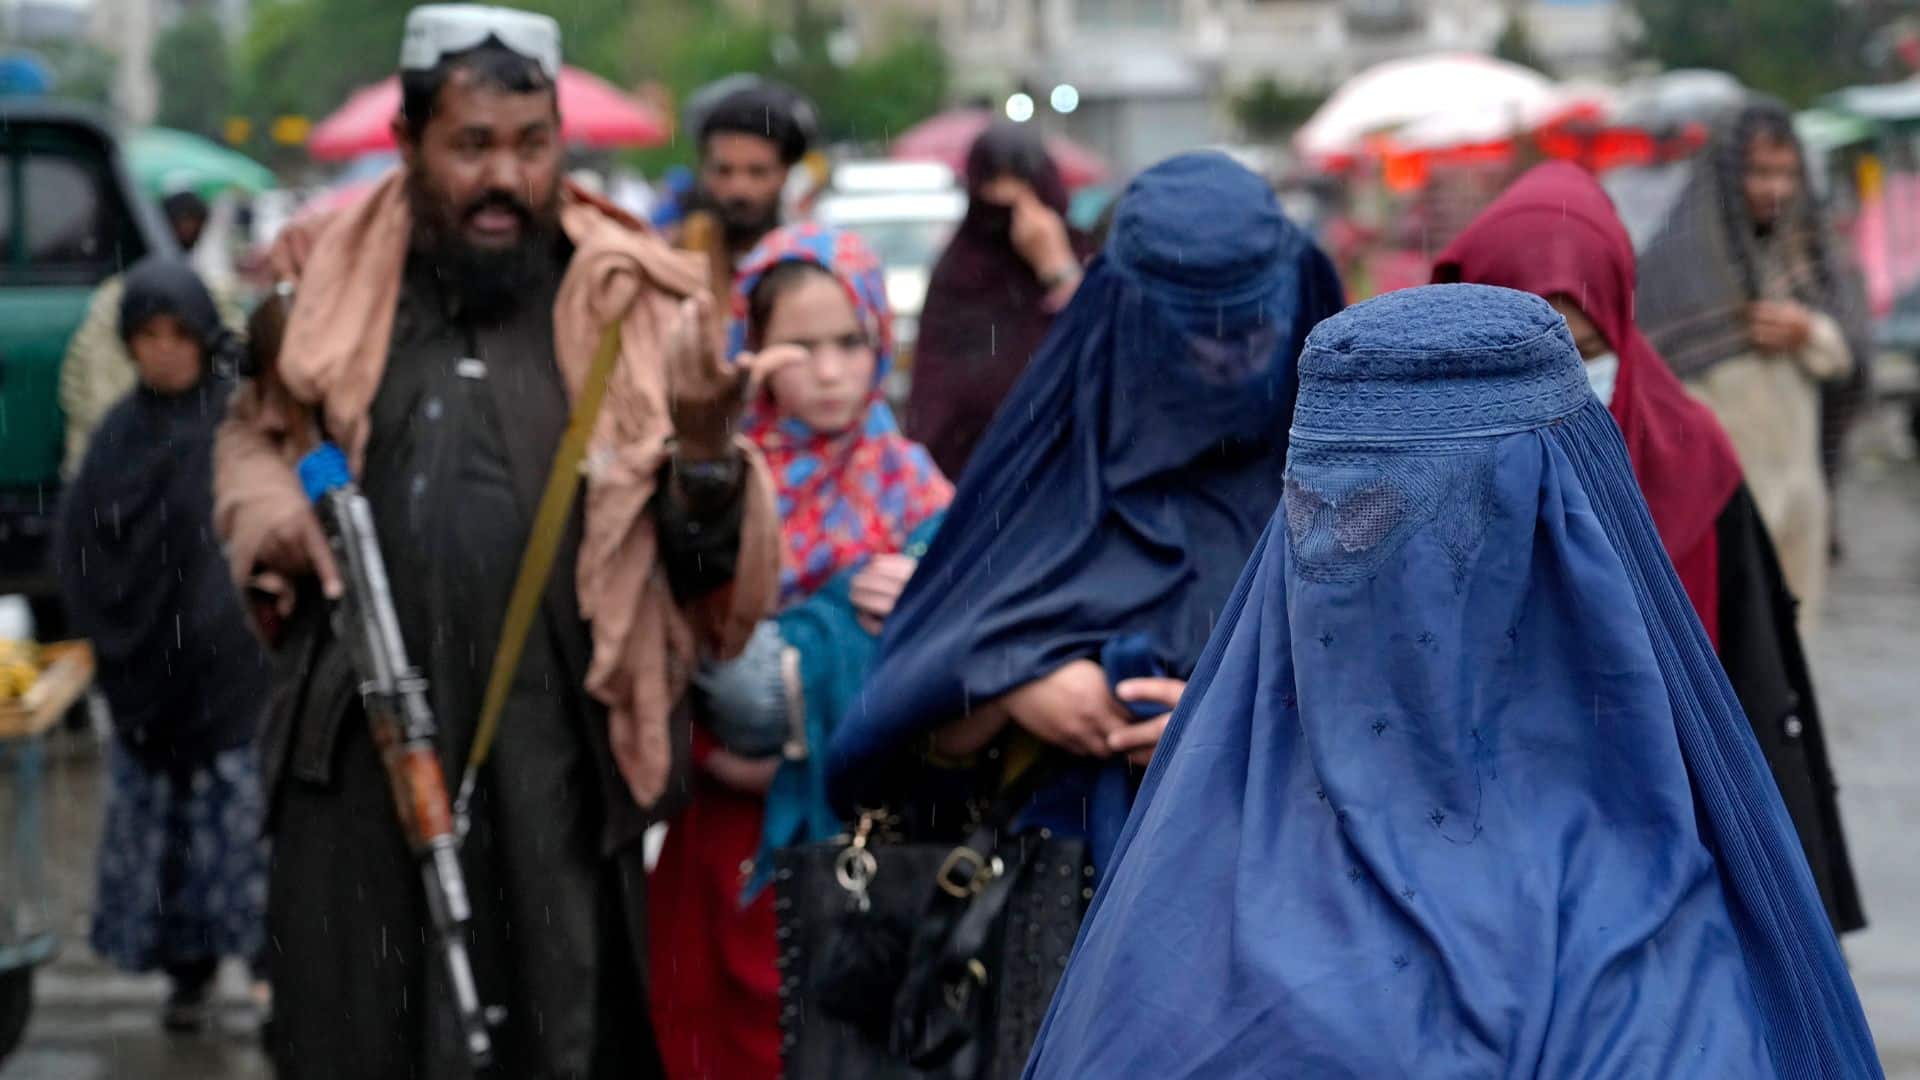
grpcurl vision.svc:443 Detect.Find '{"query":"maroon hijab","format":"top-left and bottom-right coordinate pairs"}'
top-left (1434, 162), bottom-right (1743, 643)
top-left (906, 123), bottom-right (1089, 479)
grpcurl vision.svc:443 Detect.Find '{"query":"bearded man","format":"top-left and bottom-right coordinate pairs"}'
top-left (213, 7), bottom-right (779, 1076)
top-left (693, 79), bottom-right (816, 265)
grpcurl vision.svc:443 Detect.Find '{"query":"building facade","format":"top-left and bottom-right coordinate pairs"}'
top-left (889, 0), bottom-right (1623, 173)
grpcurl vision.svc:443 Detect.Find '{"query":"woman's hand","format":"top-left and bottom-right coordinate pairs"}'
top-left (1010, 188), bottom-right (1077, 283)
top-left (850, 554), bottom-right (918, 634)
top-left (703, 747), bottom-right (781, 795)
top-left (735, 341), bottom-right (813, 408)
top-left (1746, 300), bottom-right (1813, 353)
top-left (1110, 677), bottom-right (1187, 767)
top-left (998, 659), bottom-right (1134, 758)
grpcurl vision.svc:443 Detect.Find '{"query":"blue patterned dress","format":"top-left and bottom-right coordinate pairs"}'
top-left (90, 742), bottom-right (268, 972)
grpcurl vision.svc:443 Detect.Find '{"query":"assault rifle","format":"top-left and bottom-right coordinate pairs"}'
top-left (297, 443), bottom-right (498, 1068)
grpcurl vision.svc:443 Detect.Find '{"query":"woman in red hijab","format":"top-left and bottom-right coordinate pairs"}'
top-left (1434, 162), bottom-right (1864, 935)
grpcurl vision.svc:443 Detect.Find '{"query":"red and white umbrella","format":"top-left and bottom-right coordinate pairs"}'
top-left (1297, 54), bottom-right (1587, 167)
top-left (890, 108), bottom-right (1109, 190)
top-left (307, 66), bottom-right (669, 161)
top-left (1393, 80), bottom-right (1618, 151)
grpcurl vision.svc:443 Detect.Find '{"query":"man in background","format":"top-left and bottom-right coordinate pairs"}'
top-left (692, 79), bottom-right (817, 265)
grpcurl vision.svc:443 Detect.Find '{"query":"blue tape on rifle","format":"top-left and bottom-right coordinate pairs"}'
top-left (297, 443), bottom-right (352, 503)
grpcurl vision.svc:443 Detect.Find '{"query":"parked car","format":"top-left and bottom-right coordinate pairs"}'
top-left (0, 101), bottom-right (174, 605)
top-left (811, 160), bottom-right (966, 399)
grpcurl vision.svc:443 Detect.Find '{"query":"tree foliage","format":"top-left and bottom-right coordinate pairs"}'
top-left (235, 0), bottom-right (947, 169)
top-left (627, 2), bottom-right (949, 164)
top-left (1631, 0), bottom-right (1866, 106)
top-left (1493, 15), bottom-right (1550, 76)
top-left (1230, 78), bottom-right (1324, 141)
top-left (37, 39), bottom-right (117, 108)
top-left (154, 11), bottom-right (235, 138)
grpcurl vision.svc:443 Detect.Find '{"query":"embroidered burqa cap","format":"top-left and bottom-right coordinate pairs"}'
top-left (1024, 284), bottom-right (1879, 1079)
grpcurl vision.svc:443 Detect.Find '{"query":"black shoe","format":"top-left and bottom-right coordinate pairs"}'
top-left (162, 981), bottom-right (213, 1034)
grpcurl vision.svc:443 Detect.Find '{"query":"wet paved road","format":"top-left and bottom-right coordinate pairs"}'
top-left (4, 445), bottom-right (1918, 1079)
top-left (1816, 450), bottom-right (1920, 1075)
top-left (1, 724), bottom-right (269, 1080)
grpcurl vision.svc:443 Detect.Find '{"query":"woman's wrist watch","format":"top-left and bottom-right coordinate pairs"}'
top-left (1040, 263), bottom-right (1082, 291)
top-left (667, 440), bottom-right (745, 513)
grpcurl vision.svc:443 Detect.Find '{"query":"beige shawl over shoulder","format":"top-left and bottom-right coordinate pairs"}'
top-left (213, 171), bottom-right (779, 809)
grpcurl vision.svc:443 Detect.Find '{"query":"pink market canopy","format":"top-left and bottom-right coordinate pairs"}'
top-left (307, 66), bottom-right (669, 161)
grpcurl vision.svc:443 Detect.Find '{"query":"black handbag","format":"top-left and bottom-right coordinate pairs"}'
top-left (771, 766), bottom-right (1092, 1079)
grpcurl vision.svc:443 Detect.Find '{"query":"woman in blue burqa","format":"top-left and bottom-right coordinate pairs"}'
top-left (824, 149), bottom-right (1343, 1032)
top-left (1023, 284), bottom-right (1880, 1078)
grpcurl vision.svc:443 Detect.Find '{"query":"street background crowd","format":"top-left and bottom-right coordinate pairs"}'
top-left (4, 0), bottom-right (1920, 1077)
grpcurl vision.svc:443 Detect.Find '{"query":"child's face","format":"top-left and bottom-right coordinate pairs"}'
top-left (128, 314), bottom-right (204, 394)
top-left (763, 273), bottom-right (876, 434)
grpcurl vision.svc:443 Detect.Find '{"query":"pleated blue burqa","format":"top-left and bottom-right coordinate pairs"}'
top-left (1024, 285), bottom-right (1880, 1079)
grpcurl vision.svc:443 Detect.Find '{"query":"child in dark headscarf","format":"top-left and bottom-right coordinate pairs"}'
top-left (56, 256), bottom-right (270, 1033)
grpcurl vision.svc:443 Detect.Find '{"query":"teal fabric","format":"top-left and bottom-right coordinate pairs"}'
top-left (747, 513), bottom-right (945, 897)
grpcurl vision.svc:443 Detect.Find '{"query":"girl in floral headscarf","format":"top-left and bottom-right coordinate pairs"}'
top-left (649, 224), bottom-right (950, 1079)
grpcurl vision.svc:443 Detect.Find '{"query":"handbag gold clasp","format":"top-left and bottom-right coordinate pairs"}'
top-left (935, 846), bottom-right (1004, 899)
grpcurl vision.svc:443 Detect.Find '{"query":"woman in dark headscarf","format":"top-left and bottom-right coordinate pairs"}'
top-left (831, 151), bottom-right (1344, 870)
top-left (1634, 98), bottom-right (1856, 635)
top-left (1434, 161), bottom-right (1863, 935)
top-left (1026, 285), bottom-right (1879, 1079)
top-left (56, 257), bottom-right (270, 1033)
top-left (905, 123), bottom-right (1094, 479)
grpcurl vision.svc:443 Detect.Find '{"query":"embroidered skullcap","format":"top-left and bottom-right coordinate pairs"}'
top-left (1292, 283), bottom-right (1591, 443)
top-left (400, 4), bottom-right (561, 79)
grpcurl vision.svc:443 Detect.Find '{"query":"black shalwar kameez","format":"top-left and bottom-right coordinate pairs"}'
top-left (264, 244), bottom-right (732, 1079)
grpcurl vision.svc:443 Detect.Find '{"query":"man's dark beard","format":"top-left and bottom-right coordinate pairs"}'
top-left (407, 174), bottom-right (561, 317)
top-left (696, 189), bottom-right (780, 253)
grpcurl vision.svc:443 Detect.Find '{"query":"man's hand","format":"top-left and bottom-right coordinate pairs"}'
top-left (664, 294), bottom-right (737, 460)
top-left (1747, 300), bottom-right (1814, 354)
top-left (1110, 677), bottom-right (1187, 767)
top-left (850, 554), bottom-right (917, 634)
top-left (255, 505), bottom-right (342, 601)
top-left (998, 659), bottom-right (1135, 759)
top-left (667, 297), bottom-right (812, 459)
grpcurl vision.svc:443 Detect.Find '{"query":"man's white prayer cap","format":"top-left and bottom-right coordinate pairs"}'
top-left (400, 5), bottom-right (561, 80)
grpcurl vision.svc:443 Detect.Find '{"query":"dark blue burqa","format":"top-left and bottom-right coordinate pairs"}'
top-left (826, 153), bottom-right (1345, 861)
top-left (1024, 285), bottom-right (1880, 1078)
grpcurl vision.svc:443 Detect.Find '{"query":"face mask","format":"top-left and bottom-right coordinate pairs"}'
top-left (1584, 352), bottom-right (1619, 407)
